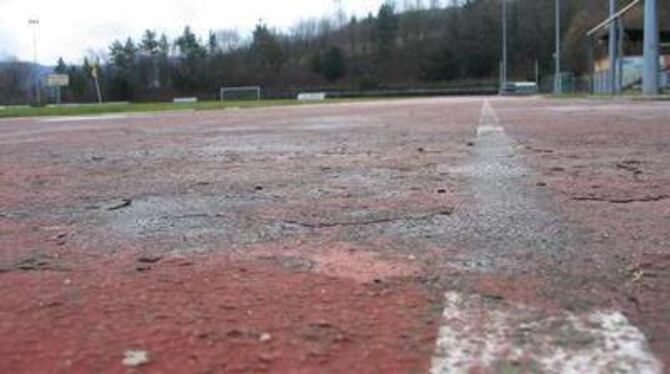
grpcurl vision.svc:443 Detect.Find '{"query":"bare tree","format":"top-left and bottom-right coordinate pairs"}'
top-left (214, 29), bottom-right (242, 52)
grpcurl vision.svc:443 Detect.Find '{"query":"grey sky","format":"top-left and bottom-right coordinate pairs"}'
top-left (0, 0), bottom-right (386, 65)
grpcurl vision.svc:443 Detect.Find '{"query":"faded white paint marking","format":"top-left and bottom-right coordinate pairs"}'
top-left (431, 100), bottom-right (663, 373)
top-left (477, 100), bottom-right (504, 136)
top-left (430, 292), bottom-right (663, 374)
top-left (41, 114), bottom-right (131, 123)
top-left (476, 125), bottom-right (504, 136)
top-left (122, 349), bottom-right (150, 367)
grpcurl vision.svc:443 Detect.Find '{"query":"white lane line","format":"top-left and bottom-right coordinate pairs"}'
top-left (430, 292), bottom-right (663, 374)
top-left (430, 100), bottom-right (663, 373)
top-left (0, 124), bottom-right (131, 141)
top-left (477, 99), bottom-right (504, 136)
top-left (40, 114), bottom-right (132, 123)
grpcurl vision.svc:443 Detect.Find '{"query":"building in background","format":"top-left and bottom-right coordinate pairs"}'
top-left (593, 11), bottom-right (670, 94)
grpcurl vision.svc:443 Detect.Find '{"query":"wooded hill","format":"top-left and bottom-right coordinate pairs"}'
top-left (2, 0), bottom-right (669, 103)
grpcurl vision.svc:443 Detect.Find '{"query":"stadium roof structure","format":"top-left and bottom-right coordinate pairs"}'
top-left (596, 5), bottom-right (670, 42)
top-left (594, 6), bottom-right (670, 53)
top-left (598, 28), bottom-right (670, 44)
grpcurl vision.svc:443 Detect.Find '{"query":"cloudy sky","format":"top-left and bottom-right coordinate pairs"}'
top-left (0, 0), bottom-right (386, 65)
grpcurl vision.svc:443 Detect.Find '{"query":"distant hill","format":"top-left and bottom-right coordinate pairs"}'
top-left (3, 0), bottom-right (669, 104)
top-left (0, 61), bottom-right (53, 75)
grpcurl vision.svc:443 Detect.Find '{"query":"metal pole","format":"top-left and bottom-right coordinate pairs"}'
top-left (502, 0), bottom-right (508, 91)
top-left (608, 0), bottom-right (618, 94)
top-left (554, 0), bottom-right (562, 94)
top-left (587, 35), bottom-right (597, 94)
top-left (94, 77), bottom-right (103, 104)
top-left (499, 61), bottom-right (503, 92)
top-left (616, 18), bottom-right (626, 93)
top-left (91, 63), bottom-right (103, 104)
top-left (28, 19), bottom-right (41, 105)
top-left (643, 0), bottom-right (659, 96)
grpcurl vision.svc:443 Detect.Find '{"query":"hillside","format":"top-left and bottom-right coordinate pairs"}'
top-left (2, 0), bottom-right (669, 103)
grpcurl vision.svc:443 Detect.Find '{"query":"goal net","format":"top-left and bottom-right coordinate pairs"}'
top-left (219, 86), bottom-right (261, 101)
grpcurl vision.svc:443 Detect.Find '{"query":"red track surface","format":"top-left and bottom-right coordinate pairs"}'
top-left (0, 97), bottom-right (668, 373)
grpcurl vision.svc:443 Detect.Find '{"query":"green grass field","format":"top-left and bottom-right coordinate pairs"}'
top-left (0, 99), bottom-right (352, 119)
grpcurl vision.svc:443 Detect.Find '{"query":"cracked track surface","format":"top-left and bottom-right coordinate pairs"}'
top-left (0, 97), bottom-right (668, 372)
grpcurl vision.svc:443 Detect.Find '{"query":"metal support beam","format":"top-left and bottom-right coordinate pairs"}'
top-left (28, 19), bottom-right (41, 105)
top-left (588, 36), bottom-right (595, 93)
top-left (554, 0), bottom-right (562, 94)
top-left (608, 0), bottom-right (618, 94)
top-left (616, 18), bottom-right (626, 94)
top-left (501, 0), bottom-right (508, 92)
top-left (643, 0), bottom-right (659, 95)
top-left (587, 0), bottom-right (641, 37)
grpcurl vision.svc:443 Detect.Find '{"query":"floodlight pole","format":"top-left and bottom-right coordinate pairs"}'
top-left (588, 36), bottom-right (595, 93)
top-left (501, 0), bottom-right (508, 92)
top-left (554, 0), bottom-right (562, 95)
top-left (616, 17), bottom-right (626, 93)
top-left (608, 0), bottom-right (618, 94)
top-left (28, 19), bottom-right (41, 105)
top-left (643, 0), bottom-right (659, 96)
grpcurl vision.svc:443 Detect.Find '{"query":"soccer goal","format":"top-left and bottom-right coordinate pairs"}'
top-left (219, 86), bottom-right (262, 101)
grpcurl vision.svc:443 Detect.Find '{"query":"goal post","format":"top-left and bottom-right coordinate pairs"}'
top-left (219, 86), bottom-right (262, 101)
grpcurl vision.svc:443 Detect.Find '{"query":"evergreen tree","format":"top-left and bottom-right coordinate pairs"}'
top-left (374, 3), bottom-right (399, 61)
top-left (321, 47), bottom-right (346, 82)
top-left (109, 40), bottom-right (125, 68)
top-left (54, 58), bottom-right (68, 74)
top-left (123, 38), bottom-right (138, 64)
top-left (174, 26), bottom-right (207, 90)
top-left (141, 30), bottom-right (160, 55)
top-left (158, 34), bottom-right (170, 56)
top-left (250, 23), bottom-right (285, 73)
top-left (208, 31), bottom-right (218, 54)
top-left (175, 26), bottom-right (207, 62)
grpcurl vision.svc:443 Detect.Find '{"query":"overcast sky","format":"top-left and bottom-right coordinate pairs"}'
top-left (0, 0), bottom-right (386, 65)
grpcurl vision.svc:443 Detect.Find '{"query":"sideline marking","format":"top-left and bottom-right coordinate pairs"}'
top-left (476, 99), bottom-right (504, 136)
top-left (430, 292), bottom-right (663, 374)
top-left (430, 100), bottom-right (663, 373)
top-left (41, 114), bottom-right (131, 123)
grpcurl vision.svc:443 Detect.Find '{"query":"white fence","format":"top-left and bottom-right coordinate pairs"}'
top-left (173, 97), bottom-right (198, 103)
top-left (297, 92), bottom-right (327, 101)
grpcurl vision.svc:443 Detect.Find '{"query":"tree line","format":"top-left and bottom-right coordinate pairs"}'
top-left (1, 0), bottom-right (666, 104)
